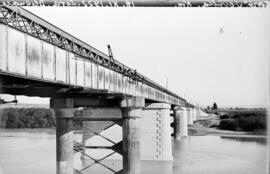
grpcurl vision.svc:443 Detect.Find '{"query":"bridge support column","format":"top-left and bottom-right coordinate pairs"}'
top-left (192, 108), bottom-right (197, 122)
top-left (187, 108), bottom-right (193, 125)
top-left (140, 103), bottom-right (173, 161)
top-left (195, 106), bottom-right (200, 120)
top-left (173, 106), bottom-right (188, 139)
top-left (50, 98), bottom-right (74, 174)
top-left (173, 107), bottom-right (181, 139)
top-left (121, 97), bottom-right (145, 174)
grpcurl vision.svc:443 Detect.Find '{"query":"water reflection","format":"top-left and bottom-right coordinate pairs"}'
top-left (220, 136), bottom-right (267, 145)
top-left (171, 136), bottom-right (267, 174)
top-left (0, 129), bottom-right (267, 174)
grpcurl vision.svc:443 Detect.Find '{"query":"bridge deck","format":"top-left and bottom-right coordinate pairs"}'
top-left (0, 6), bottom-right (185, 106)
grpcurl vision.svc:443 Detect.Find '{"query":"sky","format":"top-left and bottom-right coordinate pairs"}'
top-left (1, 7), bottom-right (269, 108)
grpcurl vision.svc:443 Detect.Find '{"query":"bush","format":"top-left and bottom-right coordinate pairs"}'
top-left (232, 114), bottom-right (240, 119)
top-left (220, 115), bottom-right (229, 119)
top-left (237, 115), bottom-right (266, 131)
top-left (219, 119), bottom-right (237, 131)
top-left (5, 109), bottom-right (20, 128)
top-left (4, 108), bottom-right (55, 128)
top-left (218, 111), bottom-right (266, 132)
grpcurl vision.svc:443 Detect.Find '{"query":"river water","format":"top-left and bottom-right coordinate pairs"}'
top-left (0, 129), bottom-right (267, 174)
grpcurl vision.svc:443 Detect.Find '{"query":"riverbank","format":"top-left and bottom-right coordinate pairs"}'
top-left (0, 107), bottom-right (267, 140)
top-left (188, 123), bottom-right (267, 138)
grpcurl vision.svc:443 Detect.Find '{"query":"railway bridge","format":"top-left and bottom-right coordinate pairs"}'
top-left (0, 6), bottom-right (199, 174)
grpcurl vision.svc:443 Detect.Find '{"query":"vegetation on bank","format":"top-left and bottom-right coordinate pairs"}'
top-left (1, 108), bottom-right (83, 129)
top-left (2, 108), bottom-right (55, 128)
top-left (219, 112), bottom-right (266, 133)
top-left (0, 108), bottom-right (267, 134)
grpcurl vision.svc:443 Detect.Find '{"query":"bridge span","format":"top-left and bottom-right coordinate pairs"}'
top-left (0, 6), bottom-right (200, 174)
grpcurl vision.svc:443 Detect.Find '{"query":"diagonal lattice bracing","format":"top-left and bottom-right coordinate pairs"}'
top-left (73, 118), bottom-right (123, 174)
top-left (74, 147), bottom-right (117, 173)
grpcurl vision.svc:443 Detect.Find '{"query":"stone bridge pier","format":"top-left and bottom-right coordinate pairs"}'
top-left (192, 107), bottom-right (198, 122)
top-left (173, 106), bottom-right (188, 139)
top-left (187, 107), bottom-right (194, 125)
top-left (140, 103), bottom-right (173, 161)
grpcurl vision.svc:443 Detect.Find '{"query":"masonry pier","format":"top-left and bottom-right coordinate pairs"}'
top-left (173, 106), bottom-right (188, 139)
top-left (173, 106), bottom-right (181, 139)
top-left (195, 106), bottom-right (200, 121)
top-left (140, 103), bottom-right (173, 161)
top-left (187, 108), bottom-right (193, 125)
top-left (192, 108), bottom-right (197, 122)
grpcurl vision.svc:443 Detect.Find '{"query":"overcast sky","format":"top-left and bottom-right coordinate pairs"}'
top-left (1, 7), bottom-right (269, 108)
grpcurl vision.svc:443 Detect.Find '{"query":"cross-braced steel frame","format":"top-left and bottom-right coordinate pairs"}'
top-left (73, 118), bottom-right (123, 174)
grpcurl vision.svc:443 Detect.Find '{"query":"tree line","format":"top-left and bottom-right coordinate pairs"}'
top-left (2, 108), bottom-right (55, 128)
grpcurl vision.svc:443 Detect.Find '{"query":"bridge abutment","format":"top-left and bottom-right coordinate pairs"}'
top-left (140, 103), bottom-right (173, 161)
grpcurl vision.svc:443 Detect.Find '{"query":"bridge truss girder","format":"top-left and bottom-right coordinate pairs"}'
top-left (0, 5), bottom-right (186, 103)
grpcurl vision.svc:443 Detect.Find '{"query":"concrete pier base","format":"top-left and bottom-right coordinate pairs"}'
top-left (140, 103), bottom-right (173, 161)
top-left (51, 98), bottom-right (74, 174)
top-left (121, 97), bottom-right (145, 174)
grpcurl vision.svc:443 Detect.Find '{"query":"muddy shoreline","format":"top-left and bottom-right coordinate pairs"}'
top-left (188, 123), bottom-right (267, 139)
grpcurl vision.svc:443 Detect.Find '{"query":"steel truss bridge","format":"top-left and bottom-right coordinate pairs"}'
top-left (0, 6), bottom-right (190, 106)
top-left (0, 6), bottom-right (196, 174)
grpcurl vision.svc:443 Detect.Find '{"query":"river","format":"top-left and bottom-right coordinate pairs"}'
top-left (0, 129), bottom-right (267, 174)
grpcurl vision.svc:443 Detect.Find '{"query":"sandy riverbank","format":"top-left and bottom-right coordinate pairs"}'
top-left (188, 123), bottom-right (267, 138)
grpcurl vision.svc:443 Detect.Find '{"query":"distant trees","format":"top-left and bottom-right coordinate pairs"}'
top-left (219, 111), bottom-right (266, 132)
top-left (212, 102), bottom-right (218, 110)
top-left (3, 108), bottom-right (55, 128)
top-left (1, 108), bottom-right (84, 129)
